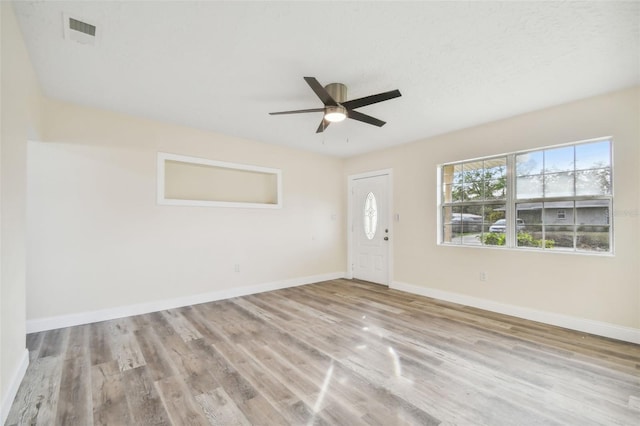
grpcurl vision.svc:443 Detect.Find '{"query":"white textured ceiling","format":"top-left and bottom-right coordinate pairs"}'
top-left (12, 1), bottom-right (640, 157)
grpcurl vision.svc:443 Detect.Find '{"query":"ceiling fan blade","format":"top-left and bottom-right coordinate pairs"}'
top-left (347, 110), bottom-right (386, 127)
top-left (304, 77), bottom-right (337, 106)
top-left (316, 118), bottom-right (330, 133)
top-left (341, 89), bottom-right (401, 110)
top-left (269, 108), bottom-right (325, 115)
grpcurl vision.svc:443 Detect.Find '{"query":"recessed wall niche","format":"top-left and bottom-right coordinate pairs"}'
top-left (157, 152), bottom-right (282, 208)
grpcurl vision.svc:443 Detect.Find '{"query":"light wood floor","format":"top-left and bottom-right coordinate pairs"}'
top-left (6, 279), bottom-right (640, 425)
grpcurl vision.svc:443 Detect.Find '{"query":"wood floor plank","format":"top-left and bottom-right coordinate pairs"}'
top-left (162, 334), bottom-right (219, 395)
top-left (64, 324), bottom-right (90, 360)
top-left (133, 326), bottom-right (178, 381)
top-left (25, 331), bottom-right (45, 361)
top-left (5, 356), bottom-right (63, 426)
top-left (54, 354), bottom-right (92, 425)
top-left (91, 361), bottom-right (133, 425)
top-left (89, 321), bottom-right (114, 366)
top-left (38, 327), bottom-right (70, 358)
top-left (155, 375), bottom-right (210, 425)
top-left (8, 279), bottom-right (640, 425)
top-left (187, 338), bottom-right (290, 425)
top-left (110, 330), bottom-right (147, 372)
top-left (123, 366), bottom-right (172, 425)
top-left (194, 387), bottom-right (252, 426)
top-left (161, 308), bottom-right (203, 342)
top-left (211, 338), bottom-right (316, 424)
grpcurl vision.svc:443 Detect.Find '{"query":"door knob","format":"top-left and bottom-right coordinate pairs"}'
top-left (384, 236), bottom-right (389, 241)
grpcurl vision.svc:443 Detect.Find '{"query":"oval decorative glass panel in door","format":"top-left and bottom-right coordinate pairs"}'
top-left (364, 192), bottom-right (378, 240)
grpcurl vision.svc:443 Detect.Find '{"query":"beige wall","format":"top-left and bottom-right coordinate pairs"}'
top-left (163, 159), bottom-right (278, 204)
top-left (26, 98), bottom-right (346, 319)
top-left (0, 2), bottom-right (43, 418)
top-left (2, 1), bottom-right (638, 413)
top-left (345, 87), bottom-right (640, 329)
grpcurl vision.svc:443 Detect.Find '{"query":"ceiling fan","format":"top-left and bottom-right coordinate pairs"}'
top-left (269, 77), bottom-right (402, 133)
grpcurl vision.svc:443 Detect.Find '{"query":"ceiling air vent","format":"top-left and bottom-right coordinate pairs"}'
top-left (63, 14), bottom-right (99, 46)
top-left (69, 18), bottom-right (96, 37)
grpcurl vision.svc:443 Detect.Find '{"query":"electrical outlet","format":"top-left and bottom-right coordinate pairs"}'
top-left (234, 264), bottom-right (240, 273)
top-left (479, 271), bottom-right (488, 281)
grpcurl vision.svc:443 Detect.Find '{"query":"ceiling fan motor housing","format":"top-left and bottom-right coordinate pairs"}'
top-left (325, 83), bottom-right (347, 103)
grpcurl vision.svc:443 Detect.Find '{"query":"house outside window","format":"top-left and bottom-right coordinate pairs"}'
top-left (440, 138), bottom-right (612, 253)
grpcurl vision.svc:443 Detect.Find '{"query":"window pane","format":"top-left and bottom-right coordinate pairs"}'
top-left (485, 158), bottom-right (506, 186)
top-left (483, 205), bottom-right (507, 246)
top-left (577, 226), bottom-right (610, 252)
top-left (463, 183), bottom-right (483, 201)
top-left (517, 230), bottom-right (544, 248)
top-left (576, 201), bottom-right (609, 225)
top-left (544, 172), bottom-right (574, 197)
top-left (442, 224), bottom-right (454, 243)
top-left (441, 164), bottom-right (455, 181)
top-left (446, 206), bottom-right (484, 245)
top-left (462, 161), bottom-right (484, 181)
top-left (517, 175), bottom-right (543, 199)
top-left (486, 179), bottom-right (506, 200)
top-left (461, 206), bottom-right (483, 234)
top-left (544, 146), bottom-right (574, 173)
top-left (517, 202), bottom-right (542, 225)
top-left (452, 164), bottom-right (464, 184)
top-left (484, 205), bottom-right (506, 228)
top-left (444, 183), bottom-right (464, 202)
top-left (483, 158), bottom-right (507, 201)
top-left (514, 210), bottom-right (543, 247)
top-left (460, 161), bottom-right (484, 200)
top-left (444, 157), bottom-right (508, 202)
top-left (442, 165), bottom-right (457, 203)
top-left (576, 140), bottom-right (610, 170)
top-left (575, 168), bottom-right (611, 196)
top-left (545, 225), bottom-right (575, 250)
top-left (447, 206), bottom-right (463, 238)
top-left (442, 206), bottom-right (458, 244)
top-left (544, 201), bottom-right (574, 226)
top-left (363, 192), bottom-right (377, 240)
top-left (515, 204), bottom-right (543, 245)
top-left (516, 151), bottom-right (543, 176)
top-left (445, 206), bottom-right (471, 245)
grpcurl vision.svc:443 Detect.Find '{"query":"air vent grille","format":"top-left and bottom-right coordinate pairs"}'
top-left (69, 17), bottom-right (96, 36)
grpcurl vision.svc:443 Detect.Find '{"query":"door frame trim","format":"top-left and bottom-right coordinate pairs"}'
top-left (347, 169), bottom-right (393, 285)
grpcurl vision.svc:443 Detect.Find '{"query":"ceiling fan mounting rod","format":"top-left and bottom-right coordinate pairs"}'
top-left (325, 83), bottom-right (347, 103)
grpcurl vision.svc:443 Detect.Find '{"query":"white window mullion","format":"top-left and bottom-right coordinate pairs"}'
top-left (506, 154), bottom-right (517, 247)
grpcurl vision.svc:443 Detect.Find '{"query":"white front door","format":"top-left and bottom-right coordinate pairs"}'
top-left (351, 173), bottom-right (390, 285)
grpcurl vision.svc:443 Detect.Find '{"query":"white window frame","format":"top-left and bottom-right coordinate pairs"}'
top-left (438, 137), bottom-right (613, 255)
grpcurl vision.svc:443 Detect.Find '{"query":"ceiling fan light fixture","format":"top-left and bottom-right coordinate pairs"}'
top-left (325, 105), bottom-right (347, 122)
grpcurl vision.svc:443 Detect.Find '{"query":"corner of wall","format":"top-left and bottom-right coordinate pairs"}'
top-left (1, 0), bottom-right (44, 417)
top-left (0, 349), bottom-right (28, 425)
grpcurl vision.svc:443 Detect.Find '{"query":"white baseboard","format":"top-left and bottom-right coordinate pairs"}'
top-left (1, 349), bottom-right (29, 425)
top-left (26, 272), bottom-right (345, 333)
top-left (391, 281), bottom-right (640, 344)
